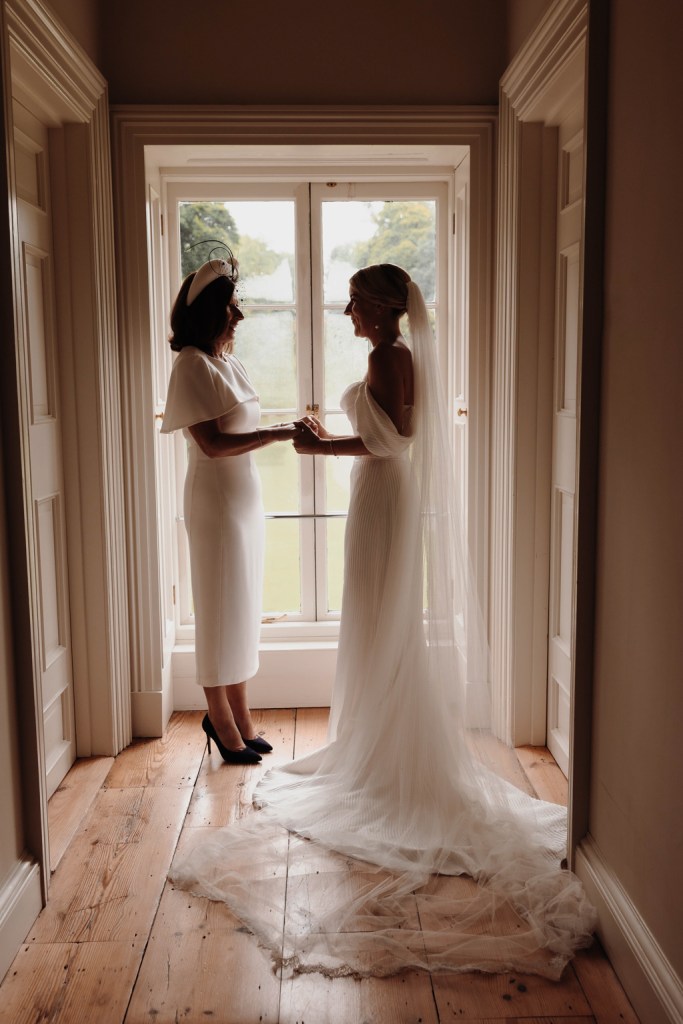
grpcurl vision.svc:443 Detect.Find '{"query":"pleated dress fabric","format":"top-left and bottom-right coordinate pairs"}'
top-left (161, 346), bottom-right (263, 686)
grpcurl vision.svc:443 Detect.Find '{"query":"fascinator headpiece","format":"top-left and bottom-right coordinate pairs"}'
top-left (185, 243), bottom-right (239, 306)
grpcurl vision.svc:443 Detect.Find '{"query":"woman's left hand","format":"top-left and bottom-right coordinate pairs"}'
top-left (293, 419), bottom-right (324, 454)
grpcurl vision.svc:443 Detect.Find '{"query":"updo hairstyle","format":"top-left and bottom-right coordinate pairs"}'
top-left (350, 264), bottom-right (411, 317)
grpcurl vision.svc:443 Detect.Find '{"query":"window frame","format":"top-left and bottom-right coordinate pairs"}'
top-left (163, 174), bottom-right (453, 644)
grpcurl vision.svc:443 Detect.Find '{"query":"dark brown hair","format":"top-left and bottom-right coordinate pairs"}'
top-left (169, 274), bottom-right (236, 354)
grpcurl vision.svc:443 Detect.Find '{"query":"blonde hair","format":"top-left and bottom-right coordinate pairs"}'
top-left (350, 264), bottom-right (411, 316)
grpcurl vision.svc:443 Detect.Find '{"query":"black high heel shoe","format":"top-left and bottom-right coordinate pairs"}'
top-left (241, 734), bottom-right (273, 754)
top-left (202, 714), bottom-right (262, 765)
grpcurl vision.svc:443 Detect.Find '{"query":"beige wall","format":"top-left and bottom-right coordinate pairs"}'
top-left (505, 0), bottom-right (554, 61)
top-left (42, 0), bottom-right (99, 63)
top-left (98, 0), bottom-right (507, 105)
top-left (591, 0), bottom-right (683, 975)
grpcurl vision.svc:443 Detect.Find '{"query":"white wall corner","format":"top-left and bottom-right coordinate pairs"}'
top-left (575, 836), bottom-right (683, 1024)
top-left (0, 856), bottom-right (42, 984)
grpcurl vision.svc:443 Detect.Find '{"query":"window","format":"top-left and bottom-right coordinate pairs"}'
top-left (165, 179), bottom-right (449, 640)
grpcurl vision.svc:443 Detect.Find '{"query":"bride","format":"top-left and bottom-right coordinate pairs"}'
top-left (170, 264), bottom-right (595, 979)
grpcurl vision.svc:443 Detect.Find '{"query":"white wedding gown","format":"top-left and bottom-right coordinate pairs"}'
top-left (170, 370), bottom-right (596, 980)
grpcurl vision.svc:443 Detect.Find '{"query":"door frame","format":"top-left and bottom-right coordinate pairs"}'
top-left (111, 105), bottom-right (496, 738)
top-left (0, 0), bottom-right (131, 896)
top-left (490, 0), bottom-right (601, 858)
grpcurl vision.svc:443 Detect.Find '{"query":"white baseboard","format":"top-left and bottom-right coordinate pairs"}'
top-left (0, 856), bottom-right (42, 984)
top-left (575, 836), bottom-right (683, 1024)
top-left (131, 688), bottom-right (166, 738)
top-left (172, 642), bottom-right (336, 711)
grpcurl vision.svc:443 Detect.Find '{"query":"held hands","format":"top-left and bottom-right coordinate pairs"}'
top-left (293, 414), bottom-right (328, 454)
top-left (267, 421), bottom-right (300, 441)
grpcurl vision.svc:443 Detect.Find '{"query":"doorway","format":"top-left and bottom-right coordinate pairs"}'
top-left (151, 152), bottom-right (488, 713)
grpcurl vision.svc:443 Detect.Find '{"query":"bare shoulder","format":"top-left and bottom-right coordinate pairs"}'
top-left (368, 341), bottom-right (411, 375)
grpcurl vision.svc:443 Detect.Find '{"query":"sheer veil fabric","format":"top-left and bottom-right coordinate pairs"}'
top-left (170, 280), bottom-right (596, 979)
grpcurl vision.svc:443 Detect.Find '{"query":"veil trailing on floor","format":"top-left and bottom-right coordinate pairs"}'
top-left (170, 280), bottom-right (595, 979)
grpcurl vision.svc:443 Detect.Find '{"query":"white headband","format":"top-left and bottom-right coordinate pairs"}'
top-left (186, 258), bottom-right (237, 306)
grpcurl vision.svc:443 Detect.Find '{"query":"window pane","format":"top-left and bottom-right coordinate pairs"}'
top-left (226, 201), bottom-right (295, 304)
top-left (326, 518), bottom-right (346, 614)
top-left (263, 518), bottom-right (300, 615)
top-left (236, 310), bottom-right (297, 410)
top-left (322, 200), bottom-right (437, 303)
top-left (179, 200), bottom-right (295, 304)
top-left (254, 413), bottom-right (300, 514)
top-left (324, 311), bottom-right (369, 410)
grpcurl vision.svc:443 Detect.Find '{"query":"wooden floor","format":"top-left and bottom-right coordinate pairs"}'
top-left (1, 709), bottom-right (640, 1024)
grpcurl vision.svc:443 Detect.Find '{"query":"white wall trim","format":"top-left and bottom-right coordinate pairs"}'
top-left (575, 836), bottom-right (683, 1024)
top-left (172, 643), bottom-right (336, 715)
top-left (490, 0), bottom-right (587, 746)
top-left (6, 0), bottom-right (131, 758)
top-left (111, 104), bottom-right (496, 737)
top-left (0, 856), bottom-right (42, 984)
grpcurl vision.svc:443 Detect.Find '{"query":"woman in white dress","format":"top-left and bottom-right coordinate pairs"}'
top-left (171, 264), bottom-right (595, 978)
top-left (161, 257), bottom-right (297, 764)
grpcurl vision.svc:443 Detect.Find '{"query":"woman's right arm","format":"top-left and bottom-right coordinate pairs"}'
top-left (188, 419), bottom-right (298, 458)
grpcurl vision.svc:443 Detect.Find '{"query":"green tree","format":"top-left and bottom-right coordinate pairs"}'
top-left (237, 235), bottom-right (284, 277)
top-left (179, 203), bottom-right (240, 278)
top-left (333, 202), bottom-right (436, 300)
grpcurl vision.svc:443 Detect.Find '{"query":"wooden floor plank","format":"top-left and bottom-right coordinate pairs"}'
top-left (28, 786), bottom-right (189, 944)
top-left (1, 941), bottom-right (142, 1024)
top-left (279, 970), bottom-right (439, 1024)
top-left (184, 708), bottom-right (296, 828)
top-left (515, 746), bottom-right (568, 806)
top-left (48, 756), bottom-right (114, 872)
top-left (0, 712), bottom-right (641, 1024)
top-left (473, 1018), bottom-right (594, 1023)
top-left (125, 882), bottom-right (281, 1024)
top-left (431, 965), bottom-right (592, 1020)
top-left (468, 732), bottom-right (536, 796)
top-left (293, 706), bottom-right (329, 758)
top-left (104, 710), bottom-right (206, 789)
top-left (572, 941), bottom-right (641, 1024)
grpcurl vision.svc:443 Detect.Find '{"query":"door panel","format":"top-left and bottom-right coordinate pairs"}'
top-left (547, 122), bottom-right (584, 775)
top-left (13, 100), bottom-right (75, 798)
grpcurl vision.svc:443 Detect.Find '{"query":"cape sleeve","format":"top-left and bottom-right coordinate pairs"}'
top-left (160, 348), bottom-right (243, 433)
top-left (352, 382), bottom-right (414, 458)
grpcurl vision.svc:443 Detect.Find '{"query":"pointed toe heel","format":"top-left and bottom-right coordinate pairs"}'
top-left (242, 734), bottom-right (273, 754)
top-left (202, 714), bottom-right (262, 765)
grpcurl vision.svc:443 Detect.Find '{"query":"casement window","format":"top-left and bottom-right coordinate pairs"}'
top-left (163, 179), bottom-right (450, 642)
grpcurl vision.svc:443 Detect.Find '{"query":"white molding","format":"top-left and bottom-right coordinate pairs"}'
top-left (0, 856), bottom-right (42, 984)
top-left (111, 105), bottom-right (496, 737)
top-left (490, 1), bottom-right (587, 746)
top-left (6, 0), bottom-right (105, 123)
top-left (172, 644), bottom-right (337, 718)
top-left (575, 837), bottom-right (683, 1024)
top-left (501, 0), bottom-right (587, 120)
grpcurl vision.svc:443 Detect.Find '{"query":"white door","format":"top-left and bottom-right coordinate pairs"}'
top-left (546, 114), bottom-right (584, 775)
top-left (13, 100), bottom-right (76, 797)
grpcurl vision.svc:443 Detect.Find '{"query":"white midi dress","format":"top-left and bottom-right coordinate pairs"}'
top-left (161, 346), bottom-right (263, 686)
